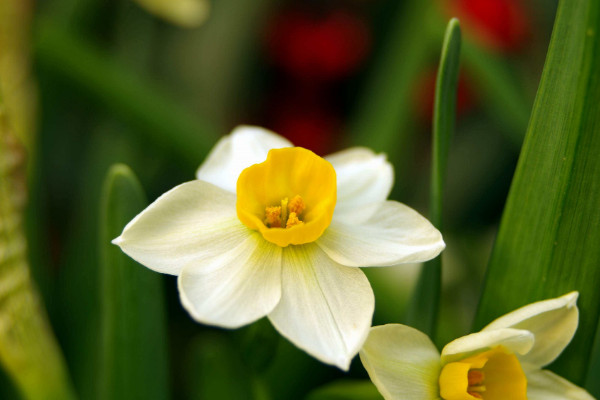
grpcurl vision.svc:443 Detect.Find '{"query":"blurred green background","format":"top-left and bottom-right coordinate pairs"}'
top-left (0, 0), bottom-right (574, 399)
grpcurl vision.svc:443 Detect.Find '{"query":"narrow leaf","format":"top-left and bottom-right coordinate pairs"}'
top-left (405, 19), bottom-right (461, 337)
top-left (474, 0), bottom-right (600, 385)
top-left (99, 164), bottom-right (169, 400)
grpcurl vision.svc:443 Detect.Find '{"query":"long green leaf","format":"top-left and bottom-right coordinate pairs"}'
top-left (99, 164), bottom-right (168, 399)
top-left (34, 21), bottom-right (220, 169)
top-left (474, 0), bottom-right (600, 385)
top-left (586, 317), bottom-right (600, 397)
top-left (0, 107), bottom-right (76, 400)
top-left (405, 19), bottom-right (461, 337)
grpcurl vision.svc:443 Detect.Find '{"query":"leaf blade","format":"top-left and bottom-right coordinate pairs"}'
top-left (99, 164), bottom-right (169, 400)
top-left (474, 0), bottom-right (600, 384)
top-left (404, 18), bottom-right (461, 337)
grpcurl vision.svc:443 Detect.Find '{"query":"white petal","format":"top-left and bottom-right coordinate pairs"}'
top-left (196, 126), bottom-right (292, 193)
top-left (326, 148), bottom-right (393, 223)
top-left (178, 232), bottom-right (282, 329)
top-left (268, 244), bottom-right (374, 370)
top-left (482, 292), bottom-right (579, 368)
top-left (527, 369), bottom-right (595, 400)
top-left (317, 201), bottom-right (445, 267)
top-left (359, 324), bottom-right (441, 400)
top-left (441, 328), bottom-right (535, 365)
top-left (113, 180), bottom-right (248, 275)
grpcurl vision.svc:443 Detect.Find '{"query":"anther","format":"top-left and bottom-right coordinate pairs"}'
top-left (468, 370), bottom-right (484, 386)
top-left (288, 195), bottom-right (306, 215)
top-left (286, 212), bottom-right (304, 228)
top-left (264, 206), bottom-right (282, 228)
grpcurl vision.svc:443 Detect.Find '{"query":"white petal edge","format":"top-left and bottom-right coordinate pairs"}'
top-left (440, 328), bottom-right (535, 365)
top-left (527, 369), bottom-right (595, 400)
top-left (359, 324), bottom-right (442, 400)
top-left (482, 291), bottom-right (579, 368)
top-left (317, 201), bottom-right (445, 267)
top-left (325, 147), bottom-right (394, 223)
top-left (268, 243), bottom-right (374, 370)
top-left (113, 180), bottom-right (248, 275)
top-left (196, 125), bottom-right (292, 193)
top-left (178, 232), bottom-right (282, 329)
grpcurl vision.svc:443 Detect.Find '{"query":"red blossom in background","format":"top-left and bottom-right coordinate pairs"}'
top-left (444, 0), bottom-right (530, 52)
top-left (266, 9), bottom-right (370, 81)
top-left (261, 7), bottom-right (371, 153)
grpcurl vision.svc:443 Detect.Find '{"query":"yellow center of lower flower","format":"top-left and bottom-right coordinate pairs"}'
top-left (439, 346), bottom-right (527, 400)
top-left (236, 147), bottom-right (336, 247)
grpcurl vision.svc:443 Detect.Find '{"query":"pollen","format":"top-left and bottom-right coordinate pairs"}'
top-left (286, 212), bottom-right (304, 228)
top-left (467, 369), bottom-right (485, 399)
top-left (264, 206), bottom-right (282, 228)
top-left (468, 370), bottom-right (484, 386)
top-left (264, 195), bottom-right (306, 229)
top-left (288, 195), bottom-right (306, 215)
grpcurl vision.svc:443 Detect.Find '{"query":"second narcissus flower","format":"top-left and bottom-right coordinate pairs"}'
top-left (113, 126), bottom-right (445, 369)
top-left (360, 292), bottom-right (595, 400)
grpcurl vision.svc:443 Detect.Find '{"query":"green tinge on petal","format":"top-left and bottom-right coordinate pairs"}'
top-left (482, 292), bottom-right (579, 368)
top-left (527, 369), bottom-right (595, 400)
top-left (360, 324), bottom-right (441, 400)
top-left (268, 244), bottom-right (374, 371)
top-left (441, 328), bottom-right (534, 366)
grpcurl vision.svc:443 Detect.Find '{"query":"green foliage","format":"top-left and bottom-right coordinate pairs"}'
top-left (405, 19), bottom-right (461, 337)
top-left (35, 21), bottom-right (220, 169)
top-left (474, 0), bottom-right (600, 384)
top-left (185, 334), bottom-right (256, 400)
top-left (99, 164), bottom-right (169, 400)
top-left (305, 380), bottom-right (383, 400)
top-left (586, 318), bottom-right (600, 397)
top-left (348, 0), bottom-right (433, 162)
top-left (0, 107), bottom-right (75, 400)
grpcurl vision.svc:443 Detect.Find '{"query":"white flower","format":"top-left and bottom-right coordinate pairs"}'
top-left (113, 126), bottom-right (445, 369)
top-left (360, 292), bottom-right (594, 399)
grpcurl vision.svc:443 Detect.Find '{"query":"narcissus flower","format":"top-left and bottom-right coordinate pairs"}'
top-left (360, 292), bottom-right (594, 399)
top-left (113, 126), bottom-right (444, 369)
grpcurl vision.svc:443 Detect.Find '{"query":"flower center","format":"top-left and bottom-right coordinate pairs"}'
top-left (264, 195), bottom-right (306, 228)
top-left (438, 346), bottom-right (527, 400)
top-left (236, 147), bottom-right (336, 247)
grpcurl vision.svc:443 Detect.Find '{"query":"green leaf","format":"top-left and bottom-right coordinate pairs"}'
top-left (404, 19), bottom-right (461, 337)
top-left (305, 380), bottom-right (383, 400)
top-left (0, 107), bottom-right (76, 400)
top-left (474, 0), bottom-right (600, 385)
top-left (99, 164), bottom-right (169, 400)
top-left (34, 20), bottom-right (220, 169)
top-left (185, 334), bottom-right (255, 400)
top-left (586, 317), bottom-right (600, 397)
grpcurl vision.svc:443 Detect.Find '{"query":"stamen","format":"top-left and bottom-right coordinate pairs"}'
top-left (286, 212), bottom-right (304, 228)
top-left (468, 370), bottom-right (484, 386)
top-left (288, 195), bottom-right (306, 215)
top-left (264, 195), bottom-right (307, 229)
top-left (264, 206), bottom-right (282, 228)
top-left (467, 369), bottom-right (486, 399)
top-left (280, 198), bottom-right (288, 227)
